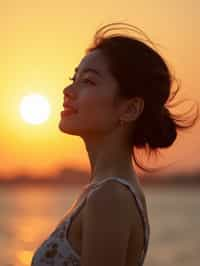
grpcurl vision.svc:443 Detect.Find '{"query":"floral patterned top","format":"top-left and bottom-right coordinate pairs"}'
top-left (31, 176), bottom-right (150, 266)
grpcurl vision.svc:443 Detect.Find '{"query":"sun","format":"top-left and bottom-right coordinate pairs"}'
top-left (19, 93), bottom-right (51, 125)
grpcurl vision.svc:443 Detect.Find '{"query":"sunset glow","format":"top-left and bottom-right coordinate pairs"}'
top-left (0, 1), bottom-right (199, 178)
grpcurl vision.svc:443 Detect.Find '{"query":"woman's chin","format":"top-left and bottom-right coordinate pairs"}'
top-left (58, 121), bottom-right (80, 136)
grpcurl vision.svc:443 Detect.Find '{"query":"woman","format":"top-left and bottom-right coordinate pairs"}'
top-left (31, 22), bottom-right (199, 266)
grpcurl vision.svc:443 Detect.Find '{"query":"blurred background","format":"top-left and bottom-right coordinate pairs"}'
top-left (0, 1), bottom-right (200, 265)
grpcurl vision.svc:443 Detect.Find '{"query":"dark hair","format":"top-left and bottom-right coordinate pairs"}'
top-left (85, 22), bottom-right (199, 173)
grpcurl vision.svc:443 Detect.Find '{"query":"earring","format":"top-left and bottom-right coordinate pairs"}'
top-left (119, 119), bottom-right (125, 127)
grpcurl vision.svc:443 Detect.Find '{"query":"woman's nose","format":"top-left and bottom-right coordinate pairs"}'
top-left (63, 86), bottom-right (76, 99)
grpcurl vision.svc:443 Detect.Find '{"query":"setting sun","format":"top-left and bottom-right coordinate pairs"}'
top-left (19, 93), bottom-right (51, 125)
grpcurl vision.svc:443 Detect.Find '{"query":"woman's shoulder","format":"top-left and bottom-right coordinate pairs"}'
top-left (82, 180), bottom-right (134, 234)
top-left (84, 179), bottom-right (144, 227)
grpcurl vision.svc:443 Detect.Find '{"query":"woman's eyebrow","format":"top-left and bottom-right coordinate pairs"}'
top-left (75, 67), bottom-right (102, 78)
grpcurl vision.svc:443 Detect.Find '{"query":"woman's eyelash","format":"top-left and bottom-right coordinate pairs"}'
top-left (69, 76), bottom-right (76, 82)
top-left (68, 76), bottom-right (94, 84)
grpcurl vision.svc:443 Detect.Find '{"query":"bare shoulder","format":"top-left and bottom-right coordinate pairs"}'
top-left (81, 181), bottom-right (132, 266)
top-left (85, 180), bottom-right (132, 213)
top-left (82, 179), bottom-right (143, 232)
top-left (80, 180), bottom-right (144, 266)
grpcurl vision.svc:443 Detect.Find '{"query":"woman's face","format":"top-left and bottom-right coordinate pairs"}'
top-left (59, 49), bottom-right (123, 138)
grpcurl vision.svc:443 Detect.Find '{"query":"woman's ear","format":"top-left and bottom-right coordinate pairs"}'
top-left (121, 97), bottom-right (144, 122)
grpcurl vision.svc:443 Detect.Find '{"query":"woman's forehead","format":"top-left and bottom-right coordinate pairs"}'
top-left (76, 50), bottom-right (119, 89)
top-left (77, 50), bottom-right (109, 75)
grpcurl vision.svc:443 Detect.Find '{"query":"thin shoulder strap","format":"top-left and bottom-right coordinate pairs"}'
top-left (86, 176), bottom-right (150, 266)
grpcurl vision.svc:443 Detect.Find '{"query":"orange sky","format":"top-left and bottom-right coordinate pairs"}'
top-left (1, 1), bottom-right (200, 179)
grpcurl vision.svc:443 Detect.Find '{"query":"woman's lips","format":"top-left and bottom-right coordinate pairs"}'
top-left (61, 101), bottom-right (78, 117)
top-left (60, 108), bottom-right (78, 117)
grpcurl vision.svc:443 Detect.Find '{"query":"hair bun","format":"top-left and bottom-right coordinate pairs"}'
top-left (133, 106), bottom-right (177, 149)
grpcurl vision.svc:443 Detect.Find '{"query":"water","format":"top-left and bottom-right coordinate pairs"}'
top-left (0, 184), bottom-right (199, 266)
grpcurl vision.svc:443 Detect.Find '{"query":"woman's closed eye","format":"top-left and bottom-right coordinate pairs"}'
top-left (68, 76), bottom-right (95, 85)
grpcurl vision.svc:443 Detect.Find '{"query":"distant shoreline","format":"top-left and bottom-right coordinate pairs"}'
top-left (0, 179), bottom-right (199, 188)
top-left (0, 169), bottom-right (200, 187)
